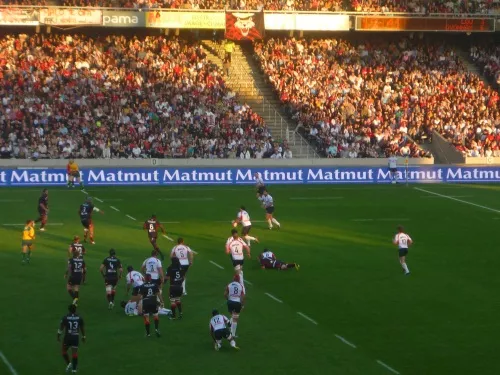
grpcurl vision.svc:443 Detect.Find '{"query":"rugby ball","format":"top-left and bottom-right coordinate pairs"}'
top-left (232, 221), bottom-right (238, 228)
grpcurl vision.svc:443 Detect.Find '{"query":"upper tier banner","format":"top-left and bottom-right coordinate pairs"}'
top-left (0, 8), bottom-right (39, 25)
top-left (0, 166), bottom-right (499, 186)
top-left (39, 8), bottom-right (102, 26)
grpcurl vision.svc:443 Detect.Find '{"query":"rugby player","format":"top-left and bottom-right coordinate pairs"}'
top-left (170, 238), bottom-right (194, 295)
top-left (57, 304), bottom-right (85, 374)
top-left (121, 300), bottom-right (172, 317)
top-left (139, 274), bottom-right (161, 337)
top-left (233, 206), bottom-right (259, 247)
top-left (141, 251), bottom-right (164, 305)
top-left (165, 257), bottom-right (186, 320)
top-left (126, 266), bottom-right (145, 303)
top-left (254, 172), bottom-right (266, 198)
top-left (67, 160), bottom-right (84, 189)
top-left (225, 229), bottom-right (251, 291)
top-left (209, 309), bottom-right (239, 351)
top-left (259, 249), bottom-right (299, 271)
top-left (224, 275), bottom-right (245, 338)
top-left (66, 252), bottom-right (86, 306)
top-left (99, 249), bottom-right (123, 309)
top-left (79, 196), bottom-right (103, 245)
top-left (393, 226), bottom-right (413, 275)
top-left (21, 219), bottom-right (35, 264)
top-left (68, 236), bottom-right (87, 283)
top-left (143, 214), bottom-right (167, 260)
top-left (388, 154), bottom-right (398, 184)
top-left (35, 188), bottom-right (49, 231)
top-left (261, 190), bottom-right (281, 230)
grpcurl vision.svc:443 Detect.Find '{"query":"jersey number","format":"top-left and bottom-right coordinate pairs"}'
top-left (148, 264), bottom-right (155, 272)
top-left (147, 288), bottom-right (154, 297)
top-left (231, 244), bottom-right (242, 255)
top-left (80, 207), bottom-right (87, 215)
top-left (149, 224), bottom-right (155, 232)
top-left (233, 286), bottom-right (239, 294)
top-left (69, 321), bottom-right (79, 331)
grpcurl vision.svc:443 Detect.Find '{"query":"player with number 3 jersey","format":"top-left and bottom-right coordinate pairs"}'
top-left (393, 226), bottom-right (413, 275)
top-left (170, 238), bottom-right (194, 295)
top-left (141, 251), bottom-right (164, 305)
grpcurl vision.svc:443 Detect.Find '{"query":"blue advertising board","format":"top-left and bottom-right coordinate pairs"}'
top-left (0, 166), bottom-right (500, 186)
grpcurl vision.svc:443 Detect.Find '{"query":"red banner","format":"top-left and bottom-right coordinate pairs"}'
top-left (225, 11), bottom-right (265, 41)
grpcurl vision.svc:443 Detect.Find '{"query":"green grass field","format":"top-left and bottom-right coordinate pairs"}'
top-left (1, 183), bottom-right (500, 375)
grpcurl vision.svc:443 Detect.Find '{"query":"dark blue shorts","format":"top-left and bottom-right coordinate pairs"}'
top-left (399, 249), bottom-right (408, 257)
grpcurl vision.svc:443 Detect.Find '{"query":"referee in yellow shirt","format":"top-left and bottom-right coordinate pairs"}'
top-left (22, 220), bottom-right (35, 264)
top-left (67, 160), bottom-right (84, 189)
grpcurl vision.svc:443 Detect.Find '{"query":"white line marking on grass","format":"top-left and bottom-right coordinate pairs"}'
top-left (334, 334), bottom-right (357, 349)
top-left (163, 221), bottom-right (181, 224)
top-left (421, 195), bottom-right (473, 198)
top-left (214, 220), bottom-right (267, 223)
top-left (110, 206), bottom-right (120, 212)
top-left (376, 360), bottom-right (400, 375)
top-left (244, 280), bottom-right (253, 286)
top-left (0, 199), bottom-right (24, 202)
top-left (94, 197), bottom-right (104, 203)
top-left (0, 351), bottom-right (19, 375)
top-left (158, 198), bottom-right (215, 201)
top-left (377, 218), bottom-right (410, 222)
top-left (209, 260), bottom-right (224, 270)
top-left (297, 312), bottom-right (318, 325)
top-left (80, 190), bottom-right (89, 195)
top-left (289, 197), bottom-right (344, 200)
top-left (264, 292), bottom-right (283, 303)
top-left (352, 219), bottom-right (374, 222)
top-left (126, 215), bottom-right (137, 221)
top-left (415, 188), bottom-right (500, 214)
top-left (494, 217), bottom-right (500, 220)
top-left (102, 199), bottom-right (123, 201)
top-left (2, 223), bottom-right (63, 226)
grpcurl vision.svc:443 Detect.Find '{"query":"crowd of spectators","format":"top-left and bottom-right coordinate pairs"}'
top-left (254, 36), bottom-right (500, 158)
top-left (0, 34), bottom-right (284, 160)
top-left (5, 0), bottom-right (499, 13)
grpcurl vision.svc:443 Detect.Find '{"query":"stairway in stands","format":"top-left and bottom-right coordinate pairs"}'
top-left (200, 40), bottom-right (318, 159)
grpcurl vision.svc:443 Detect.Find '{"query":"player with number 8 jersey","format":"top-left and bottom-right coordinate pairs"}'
top-left (99, 249), bottom-right (123, 309)
top-left (139, 274), bottom-right (161, 337)
top-left (224, 275), bottom-right (245, 338)
top-left (170, 237), bottom-right (194, 295)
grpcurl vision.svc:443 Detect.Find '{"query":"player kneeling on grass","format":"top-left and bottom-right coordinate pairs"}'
top-left (226, 229), bottom-right (251, 291)
top-left (126, 266), bottom-right (145, 303)
top-left (139, 274), bottom-right (161, 337)
top-left (21, 219), bottom-right (35, 264)
top-left (66, 252), bottom-right (86, 306)
top-left (224, 275), bottom-right (245, 338)
top-left (393, 226), bottom-right (413, 275)
top-left (210, 309), bottom-right (239, 351)
top-left (166, 257), bottom-right (186, 320)
top-left (58, 304), bottom-right (85, 374)
top-left (259, 249), bottom-right (299, 271)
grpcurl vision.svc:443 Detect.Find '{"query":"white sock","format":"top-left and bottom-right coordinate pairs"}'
top-left (230, 340), bottom-right (236, 347)
top-left (239, 272), bottom-right (246, 293)
top-left (402, 263), bottom-right (409, 273)
top-left (267, 219), bottom-right (273, 228)
top-left (272, 218), bottom-right (280, 226)
top-left (243, 236), bottom-right (252, 246)
top-left (231, 322), bottom-right (237, 336)
top-left (182, 280), bottom-right (186, 293)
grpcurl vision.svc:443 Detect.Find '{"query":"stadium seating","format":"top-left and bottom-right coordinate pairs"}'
top-left (254, 37), bottom-right (500, 158)
top-left (0, 34), bottom-right (277, 159)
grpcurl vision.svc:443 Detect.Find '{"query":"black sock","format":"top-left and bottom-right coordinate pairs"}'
top-left (287, 264), bottom-right (295, 269)
top-left (111, 292), bottom-right (115, 302)
top-left (154, 318), bottom-right (159, 330)
top-left (63, 354), bottom-right (69, 364)
top-left (74, 291), bottom-right (79, 299)
top-left (106, 294), bottom-right (111, 303)
top-left (68, 290), bottom-right (74, 298)
top-left (145, 323), bottom-right (150, 335)
top-left (72, 355), bottom-right (78, 371)
top-left (171, 305), bottom-right (176, 317)
top-left (177, 302), bottom-right (182, 314)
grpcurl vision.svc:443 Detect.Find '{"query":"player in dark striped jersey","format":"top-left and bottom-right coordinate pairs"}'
top-left (68, 236), bottom-right (87, 284)
top-left (259, 249), bottom-right (299, 271)
top-left (57, 304), bottom-right (85, 374)
top-left (143, 214), bottom-right (167, 260)
top-left (254, 172), bottom-right (265, 198)
top-left (261, 190), bottom-right (281, 230)
top-left (35, 188), bottom-right (49, 231)
top-left (79, 197), bottom-right (103, 245)
top-left (139, 274), bottom-right (161, 337)
top-left (99, 249), bottom-right (123, 309)
top-left (165, 257), bottom-right (186, 320)
top-left (66, 253), bottom-right (86, 306)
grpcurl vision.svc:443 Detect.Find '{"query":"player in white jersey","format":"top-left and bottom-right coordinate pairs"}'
top-left (141, 251), bottom-right (164, 304)
top-left (224, 274), bottom-right (245, 338)
top-left (121, 300), bottom-right (172, 317)
top-left (209, 309), bottom-right (239, 351)
top-left (170, 237), bottom-right (194, 295)
top-left (393, 226), bottom-right (413, 275)
top-left (254, 172), bottom-right (266, 198)
top-left (388, 154), bottom-right (399, 183)
top-left (261, 190), bottom-right (281, 230)
top-left (233, 206), bottom-right (259, 247)
top-left (125, 266), bottom-right (145, 302)
top-left (225, 229), bottom-right (251, 290)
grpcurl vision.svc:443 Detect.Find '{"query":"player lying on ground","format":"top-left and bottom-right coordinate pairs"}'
top-left (21, 219), bottom-right (35, 264)
top-left (57, 304), bottom-right (85, 374)
top-left (259, 249), bottom-right (300, 271)
top-left (232, 206), bottom-right (259, 247)
top-left (224, 274), bottom-right (245, 338)
top-left (35, 188), bottom-right (48, 231)
top-left (209, 309), bottom-right (239, 351)
top-left (66, 252), bottom-right (86, 306)
top-left (121, 300), bottom-right (172, 317)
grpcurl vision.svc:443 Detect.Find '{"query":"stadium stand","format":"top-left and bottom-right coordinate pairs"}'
top-left (0, 34), bottom-right (281, 159)
top-left (254, 37), bottom-right (500, 158)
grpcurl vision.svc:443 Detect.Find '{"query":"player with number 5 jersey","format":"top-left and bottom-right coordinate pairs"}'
top-left (99, 249), bottom-right (123, 309)
top-left (170, 238), bottom-right (194, 295)
top-left (225, 229), bottom-right (251, 291)
top-left (393, 226), bottom-right (413, 275)
top-left (165, 257), bottom-right (186, 320)
top-left (224, 275), bottom-right (245, 338)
